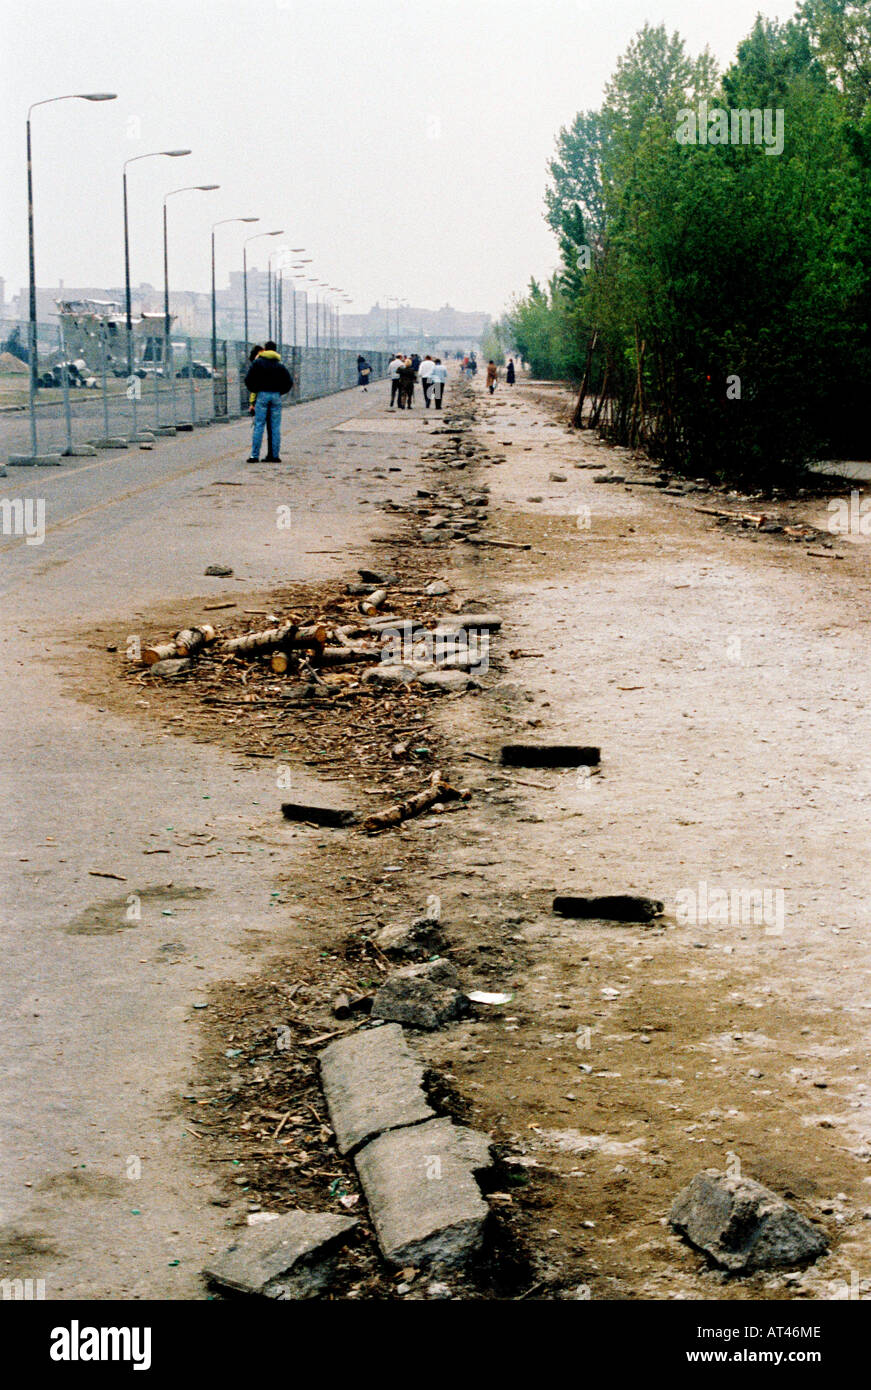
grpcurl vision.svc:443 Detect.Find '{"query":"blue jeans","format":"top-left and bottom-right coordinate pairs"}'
top-left (251, 392), bottom-right (281, 458)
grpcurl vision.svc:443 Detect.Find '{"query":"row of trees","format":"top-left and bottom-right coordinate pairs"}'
top-left (499, 1), bottom-right (871, 485)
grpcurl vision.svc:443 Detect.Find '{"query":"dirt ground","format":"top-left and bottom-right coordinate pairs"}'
top-left (68, 373), bottom-right (871, 1301)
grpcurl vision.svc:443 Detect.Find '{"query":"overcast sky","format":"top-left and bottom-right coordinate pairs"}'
top-left (1, 0), bottom-right (787, 318)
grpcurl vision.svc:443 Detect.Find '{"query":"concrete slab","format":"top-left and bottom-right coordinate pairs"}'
top-left (354, 1117), bottom-right (492, 1270)
top-left (204, 1210), bottom-right (358, 1298)
top-left (319, 1022), bottom-right (434, 1155)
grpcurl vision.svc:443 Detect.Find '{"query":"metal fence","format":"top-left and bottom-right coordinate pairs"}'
top-left (0, 319), bottom-right (389, 461)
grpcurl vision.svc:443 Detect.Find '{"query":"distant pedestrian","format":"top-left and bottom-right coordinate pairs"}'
top-left (486, 360), bottom-right (498, 394)
top-left (388, 351), bottom-right (404, 409)
top-left (244, 340), bottom-right (293, 462)
top-left (418, 354), bottom-right (435, 407)
top-left (357, 354), bottom-right (372, 390)
top-left (461, 355), bottom-right (469, 375)
top-left (430, 357), bottom-right (447, 409)
top-left (506, 357), bottom-right (516, 385)
top-left (398, 356), bottom-right (417, 409)
top-left (410, 352), bottom-right (421, 374)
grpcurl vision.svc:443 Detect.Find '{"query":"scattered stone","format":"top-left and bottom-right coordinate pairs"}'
top-left (320, 1022), bottom-right (434, 1155)
top-left (594, 474), bottom-right (626, 483)
top-left (205, 564), bottom-right (233, 577)
top-left (371, 958), bottom-right (470, 1031)
top-left (354, 1117), bottom-right (492, 1270)
top-left (204, 1210), bottom-right (358, 1298)
top-left (425, 580), bottom-right (451, 596)
top-left (553, 894), bottom-right (664, 923)
top-left (549, 472), bottom-right (567, 482)
top-left (148, 657), bottom-right (193, 678)
top-left (669, 1171), bottom-right (828, 1272)
top-left (362, 663), bottom-right (418, 687)
top-left (418, 670), bottom-right (481, 693)
top-left (501, 744), bottom-right (600, 768)
top-left (281, 802), bottom-right (357, 828)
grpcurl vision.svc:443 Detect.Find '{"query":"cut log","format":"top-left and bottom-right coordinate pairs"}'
top-left (223, 620), bottom-right (297, 657)
top-left (141, 623), bottom-right (217, 665)
top-left (360, 588), bottom-right (388, 615)
top-left (147, 657), bottom-right (193, 677)
top-left (319, 644), bottom-right (382, 665)
top-left (363, 770), bottom-right (469, 833)
top-left (174, 624), bottom-right (217, 657)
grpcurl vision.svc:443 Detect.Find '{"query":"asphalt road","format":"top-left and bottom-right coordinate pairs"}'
top-left (0, 379), bottom-right (431, 1297)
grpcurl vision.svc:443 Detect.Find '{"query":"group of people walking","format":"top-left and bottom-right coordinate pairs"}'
top-left (243, 338), bottom-right (517, 459)
top-left (387, 352), bottom-right (448, 410)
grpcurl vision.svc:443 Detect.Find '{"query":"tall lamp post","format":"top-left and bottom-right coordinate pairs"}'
top-left (124, 149), bottom-right (191, 373)
top-left (164, 183), bottom-right (219, 423)
top-left (18, 92), bottom-right (116, 464)
top-left (289, 258), bottom-right (312, 347)
top-left (211, 216), bottom-right (258, 375)
top-left (266, 242), bottom-right (286, 341)
top-left (243, 229), bottom-right (282, 352)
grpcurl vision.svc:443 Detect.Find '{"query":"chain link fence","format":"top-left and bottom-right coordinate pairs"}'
top-left (0, 319), bottom-right (389, 460)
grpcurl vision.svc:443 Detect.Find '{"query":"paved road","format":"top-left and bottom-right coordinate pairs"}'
top-left (0, 379), bottom-right (432, 1297)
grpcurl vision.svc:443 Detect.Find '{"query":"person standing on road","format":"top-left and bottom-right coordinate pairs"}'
top-left (430, 357), bottom-right (447, 410)
top-left (357, 354), bottom-right (372, 391)
top-left (486, 359), bottom-right (498, 394)
top-left (247, 344), bottom-right (276, 460)
top-left (418, 354), bottom-right (435, 408)
top-left (244, 340), bottom-right (293, 462)
top-left (398, 355), bottom-right (417, 409)
top-left (388, 351), bottom-right (404, 410)
top-left (506, 357), bottom-right (516, 385)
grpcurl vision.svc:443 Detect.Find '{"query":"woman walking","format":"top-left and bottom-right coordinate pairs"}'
top-left (486, 360), bottom-right (498, 394)
top-left (506, 357), bottom-right (516, 386)
top-left (357, 354), bottom-right (372, 391)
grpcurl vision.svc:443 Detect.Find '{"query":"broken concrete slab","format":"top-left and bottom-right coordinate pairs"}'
top-left (669, 1171), bottom-right (828, 1272)
top-left (501, 744), bottom-right (600, 768)
top-left (371, 958), bottom-right (470, 1031)
top-left (354, 1117), bottom-right (492, 1270)
top-left (376, 915), bottom-right (445, 961)
top-left (281, 802), bottom-right (357, 828)
top-left (204, 1210), bottom-right (358, 1298)
top-left (320, 1022), bottom-right (434, 1155)
top-left (553, 894), bottom-right (664, 923)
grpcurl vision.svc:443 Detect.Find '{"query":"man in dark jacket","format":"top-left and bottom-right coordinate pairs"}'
top-left (244, 342), bottom-right (293, 461)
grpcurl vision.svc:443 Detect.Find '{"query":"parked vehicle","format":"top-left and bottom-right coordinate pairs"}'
top-left (176, 360), bottom-right (214, 379)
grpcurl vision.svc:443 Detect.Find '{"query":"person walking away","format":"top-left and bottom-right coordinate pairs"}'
top-left (388, 351), bottom-right (404, 409)
top-left (357, 354), bottom-right (372, 391)
top-left (418, 354), bottom-right (435, 408)
top-left (398, 356), bottom-right (417, 409)
top-left (506, 357), bottom-right (516, 385)
top-left (244, 340), bottom-right (293, 461)
top-left (410, 352), bottom-right (421, 374)
top-left (430, 357), bottom-right (447, 410)
top-left (486, 360), bottom-right (498, 394)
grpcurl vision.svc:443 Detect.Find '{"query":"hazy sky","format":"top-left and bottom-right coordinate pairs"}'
top-left (1, 0), bottom-right (787, 318)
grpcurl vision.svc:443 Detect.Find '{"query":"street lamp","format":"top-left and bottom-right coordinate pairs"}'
top-left (164, 184), bottom-right (219, 422)
top-left (289, 258), bottom-right (312, 347)
top-left (243, 229), bottom-right (282, 351)
top-left (20, 92), bottom-right (116, 463)
top-left (123, 150), bottom-right (191, 378)
top-left (264, 238), bottom-right (286, 340)
top-left (211, 216), bottom-right (258, 375)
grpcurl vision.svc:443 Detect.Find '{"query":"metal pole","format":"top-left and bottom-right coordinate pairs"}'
top-left (304, 291), bottom-right (309, 349)
top-left (291, 283), bottom-right (296, 348)
top-left (188, 337), bottom-right (196, 423)
top-left (243, 244), bottom-right (249, 351)
top-left (277, 272), bottom-right (283, 355)
top-left (210, 228), bottom-right (217, 374)
top-left (100, 325), bottom-right (110, 439)
top-left (26, 115), bottom-right (39, 455)
top-left (163, 200), bottom-right (177, 426)
top-left (315, 296), bottom-right (320, 350)
top-left (59, 324), bottom-right (73, 455)
top-left (268, 267), bottom-right (273, 340)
